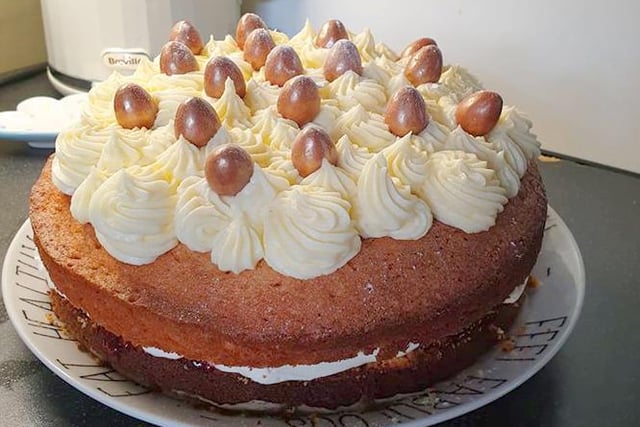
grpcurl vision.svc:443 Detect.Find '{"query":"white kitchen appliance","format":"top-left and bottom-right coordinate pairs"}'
top-left (40, 0), bottom-right (241, 94)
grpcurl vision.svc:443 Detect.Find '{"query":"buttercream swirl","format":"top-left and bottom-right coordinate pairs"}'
top-left (288, 19), bottom-right (315, 49)
top-left (333, 104), bottom-right (395, 152)
top-left (52, 122), bottom-right (119, 195)
top-left (352, 28), bottom-right (377, 63)
top-left (81, 72), bottom-right (124, 126)
top-left (323, 71), bottom-right (387, 115)
top-left (263, 185), bottom-right (361, 279)
top-left (381, 134), bottom-right (430, 193)
top-left (205, 34), bottom-right (240, 57)
top-left (209, 77), bottom-right (252, 129)
top-left (288, 20), bottom-right (329, 69)
top-left (335, 135), bottom-right (374, 179)
top-left (300, 159), bottom-right (356, 200)
top-left (94, 128), bottom-right (151, 173)
top-left (153, 86), bottom-right (202, 128)
top-left (228, 128), bottom-right (271, 167)
top-left (244, 79), bottom-right (281, 113)
top-left (88, 167), bottom-right (177, 265)
top-left (251, 106), bottom-right (299, 154)
top-left (419, 120), bottom-right (450, 151)
top-left (354, 152), bottom-right (432, 239)
top-left (175, 166), bottom-right (286, 273)
top-left (443, 126), bottom-right (520, 198)
top-left (487, 106), bottom-right (541, 172)
top-left (439, 65), bottom-right (483, 102)
top-left (418, 150), bottom-right (507, 233)
top-left (311, 100), bottom-right (341, 135)
top-left (375, 42), bottom-right (399, 61)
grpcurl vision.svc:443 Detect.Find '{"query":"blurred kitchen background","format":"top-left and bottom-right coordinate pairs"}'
top-left (1, 0), bottom-right (638, 173)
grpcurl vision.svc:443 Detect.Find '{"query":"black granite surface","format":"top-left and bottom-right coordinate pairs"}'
top-left (1, 73), bottom-right (639, 426)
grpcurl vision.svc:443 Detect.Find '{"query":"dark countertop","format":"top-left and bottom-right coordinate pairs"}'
top-left (1, 73), bottom-right (639, 427)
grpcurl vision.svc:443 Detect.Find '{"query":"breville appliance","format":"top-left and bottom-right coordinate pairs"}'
top-left (40, 0), bottom-right (241, 94)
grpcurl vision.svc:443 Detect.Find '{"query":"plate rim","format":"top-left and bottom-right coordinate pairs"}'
top-left (1, 206), bottom-right (585, 427)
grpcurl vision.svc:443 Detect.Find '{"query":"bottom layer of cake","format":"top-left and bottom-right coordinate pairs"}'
top-left (50, 290), bottom-right (523, 411)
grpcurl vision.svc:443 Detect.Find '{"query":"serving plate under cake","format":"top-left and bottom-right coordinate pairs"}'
top-left (1, 207), bottom-right (584, 426)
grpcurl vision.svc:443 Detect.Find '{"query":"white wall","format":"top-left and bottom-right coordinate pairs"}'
top-left (244, 0), bottom-right (640, 174)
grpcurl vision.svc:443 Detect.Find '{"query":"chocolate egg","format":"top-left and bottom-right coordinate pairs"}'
top-left (277, 75), bottom-right (321, 126)
top-left (291, 125), bottom-right (338, 177)
top-left (400, 37), bottom-right (437, 59)
top-left (113, 83), bottom-right (158, 129)
top-left (323, 39), bottom-right (363, 82)
top-left (264, 45), bottom-right (304, 87)
top-left (169, 20), bottom-right (204, 55)
top-left (160, 41), bottom-right (199, 76)
top-left (235, 13), bottom-right (267, 49)
top-left (384, 86), bottom-right (429, 137)
top-left (204, 56), bottom-right (246, 98)
top-left (315, 19), bottom-right (348, 48)
top-left (243, 28), bottom-right (275, 71)
top-left (205, 144), bottom-right (254, 196)
top-left (174, 97), bottom-right (221, 147)
top-left (404, 45), bottom-right (443, 86)
top-left (455, 90), bottom-right (503, 136)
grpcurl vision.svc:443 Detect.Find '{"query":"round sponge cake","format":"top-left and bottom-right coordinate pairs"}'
top-left (30, 158), bottom-right (546, 408)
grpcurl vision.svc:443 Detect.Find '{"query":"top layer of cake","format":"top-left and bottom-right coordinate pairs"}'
top-left (50, 17), bottom-right (541, 279)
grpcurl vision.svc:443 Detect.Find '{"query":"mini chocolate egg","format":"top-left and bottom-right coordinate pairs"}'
top-left (169, 20), bottom-right (204, 55)
top-left (174, 97), bottom-right (221, 147)
top-left (323, 39), bottom-right (363, 82)
top-left (205, 144), bottom-right (254, 196)
top-left (204, 56), bottom-right (247, 98)
top-left (265, 45), bottom-right (304, 87)
top-left (243, 28), bottom-right (275, 71)
top-left (404, 45), bottom-right (443, 86)
top-left (455, 90), bottom-right (503, 136)
top-left (160, 41), bottom-right (199, 75)
top-left (291, 124), bottom-right (338, 177)
top-left (113, 83), bottom-right (158, 129)
top-left (277, 75), bottom-right (321, 126)
top-left (235, 13), bottom-right (267, 49)
top-left (384, 86), bottom-right (429, 137)
top-left (315, 19), bottom-right (348, 48)
top-left (400, 37), bottom-right (438, 59)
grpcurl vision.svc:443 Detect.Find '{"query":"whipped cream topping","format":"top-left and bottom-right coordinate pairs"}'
top-left (354, 152), bottom-right (432, 239)
top-left (52, 20), bottom-right (541, 277)
top-left (333, 104), bottom-right (395, 152)
top-left (419, 150), bottom-right (508, 233)
top-left (264, 185), bottom-right (361, 279)
top-left (176, 166), bottom-right (286, 273)
top-left (323, 71), bottom-right (387, 115)
top-left (209, 78), bottom-right (252, 129)
top-left (89, 167), bottom-right (178, 265)
top-left (443, 126), bottom-right (520, 198)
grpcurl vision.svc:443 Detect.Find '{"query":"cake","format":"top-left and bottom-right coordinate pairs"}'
top-left (29, 15), bottom-right (547, 411)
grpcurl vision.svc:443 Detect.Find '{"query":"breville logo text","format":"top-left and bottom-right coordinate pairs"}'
top-left (102, 49), bottom-right (150, 71)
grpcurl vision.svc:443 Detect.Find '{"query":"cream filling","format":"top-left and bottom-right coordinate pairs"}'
top-left (140, 344), bottom-right (426, 385)
top-left (503, 279), bottom-right (528, 304)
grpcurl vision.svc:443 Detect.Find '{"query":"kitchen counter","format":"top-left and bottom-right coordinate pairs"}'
top-left (1, 73), bottom-right (639, 427)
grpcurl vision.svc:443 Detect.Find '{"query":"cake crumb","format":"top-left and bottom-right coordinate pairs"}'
top-left (527, 276), bottom-right (540, 288)
top-left (500, 338), bottom-right (516, 352)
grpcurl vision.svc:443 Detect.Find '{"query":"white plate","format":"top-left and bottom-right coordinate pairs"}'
top-left (0, 94), bottom-right (87, 148)
top-left (1, 208), bottom-right (584, 427)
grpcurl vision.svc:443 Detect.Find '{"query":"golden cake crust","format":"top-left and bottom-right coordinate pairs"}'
top-left (30, 156), bottom-right (547, 367)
